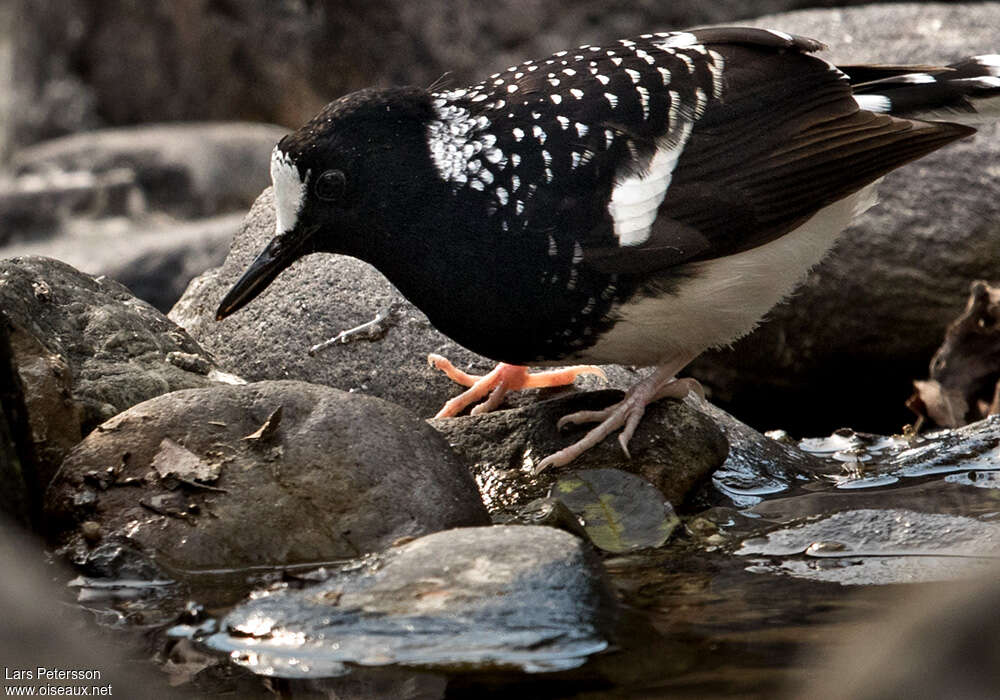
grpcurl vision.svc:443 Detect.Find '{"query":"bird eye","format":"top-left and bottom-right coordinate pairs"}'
top-left (315, 169), bottom-right (346, 202)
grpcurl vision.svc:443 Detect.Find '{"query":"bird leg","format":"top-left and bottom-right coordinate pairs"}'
top-left (428, 354), bottom-right (606, 418)
top-left (534, 361), bottom-right (703, 473)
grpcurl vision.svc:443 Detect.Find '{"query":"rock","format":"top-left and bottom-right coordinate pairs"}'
top-left (0, 317), bottom-right (35, 525)
top-left (4, 213), bottom-right (241, 312)
top-left (692, 396), bottom-right (835, 508)
top-left (550, 469), bottom-right (682, 553)
top-left (737, 508), bottom-right (1000, 585)
top-left (0, 169), bottom-right (138, 246)
top-left (689, 3), bottom-right (1000, 436)
top-left (909, 281), bottom-right (1000, 428)
top-left (172, 187), bottom-right (507, 418)
top-left (205, 525), bottom-right (615, 676)
top-left (1, 256), bottom-right (229, 495)
top-left (45, 380), bottom-right (490, 574)
top-left (429, 390), bottom-right (728, 513)
top-left (10, 123), bottom-right (287, 220)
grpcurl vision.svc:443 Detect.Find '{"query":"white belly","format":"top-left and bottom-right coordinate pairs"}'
top-left (579, 182), bottom-right (880, 366)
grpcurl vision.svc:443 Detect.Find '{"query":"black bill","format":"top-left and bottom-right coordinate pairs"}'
top-left (215, 227), bottom-right (315, 320)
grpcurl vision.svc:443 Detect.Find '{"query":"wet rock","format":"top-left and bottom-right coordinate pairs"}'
top-left (11, 123), bottom-right (287, 220)
top-left (909, 280), bottom-right (1000, 428)
top-left (690, 395), bottom-right (835, 508)
top-left (205, 526), bottom-right (615, 677)
top-left (1, 256), bottom-right (229, 496)
top-left (429, 390), bottom-right (727, 513)
top-left (738, 508), bottom-right (1000, 585)
top-left (172, 187), bottom-right (504, 419)
top-left (45, 380), bottom-right (490, 574)
top-left (806, 414), bottom-right (1000, 489)
top-left (689, 3), bottom-right (1000, 435)
top-left (551, 469), bottom-right (680, 553)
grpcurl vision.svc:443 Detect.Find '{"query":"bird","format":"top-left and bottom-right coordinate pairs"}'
top-left (215, 26), bottom-right (1000, 472)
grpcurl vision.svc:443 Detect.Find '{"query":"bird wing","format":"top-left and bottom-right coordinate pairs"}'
top-left (463, 28), bottom-right (973, 276)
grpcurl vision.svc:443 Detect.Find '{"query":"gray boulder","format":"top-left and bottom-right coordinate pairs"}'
top-left (1, 256), bottom-right (229, 497)
top-left (45, 380), bottom-right (490, 573)
top-left (690, 3), bottom-right (1000, 435)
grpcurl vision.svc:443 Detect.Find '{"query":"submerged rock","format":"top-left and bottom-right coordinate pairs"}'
top-left (551, 469), bottom-right (681, 553)
top-left (45, 380), bottom-right (490, 575)
top-left (206, 526), bottom-right (616, 677)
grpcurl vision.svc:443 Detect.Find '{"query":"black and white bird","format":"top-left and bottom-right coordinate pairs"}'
top-left (216, 27), bottom-right (1000, 471)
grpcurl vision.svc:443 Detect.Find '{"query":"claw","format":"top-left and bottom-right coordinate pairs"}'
top-left (534, 361), bottom-right (699, 472)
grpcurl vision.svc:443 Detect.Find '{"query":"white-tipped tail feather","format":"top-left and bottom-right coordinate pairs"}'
top-left (851, 54), bottom-right (1000, 125)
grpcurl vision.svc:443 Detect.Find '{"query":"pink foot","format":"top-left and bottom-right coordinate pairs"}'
top-left (534, 371), bottom-right (703, 473)
top-left (428, 354), bottom-right (606, 418)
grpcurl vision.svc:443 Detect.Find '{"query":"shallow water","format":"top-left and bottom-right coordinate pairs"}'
top-left (65, 416), bottom-right (1000, 698)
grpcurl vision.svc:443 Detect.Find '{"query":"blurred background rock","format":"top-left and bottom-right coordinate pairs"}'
top-left (2, 0), bottom-right (918, 156)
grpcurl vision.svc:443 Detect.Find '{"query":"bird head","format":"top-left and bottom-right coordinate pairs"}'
top-left (215, 87), bottom-right (438, 320)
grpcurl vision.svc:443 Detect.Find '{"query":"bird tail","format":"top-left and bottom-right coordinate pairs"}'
top-left (841, 55), bottom-right (1000, 125)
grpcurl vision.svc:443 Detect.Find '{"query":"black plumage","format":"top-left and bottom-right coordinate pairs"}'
top-left (216, 27), bottom-right (999, 468)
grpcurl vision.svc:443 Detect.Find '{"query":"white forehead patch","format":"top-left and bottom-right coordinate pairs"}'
top-left (270, 146), bottom-right (307, 234)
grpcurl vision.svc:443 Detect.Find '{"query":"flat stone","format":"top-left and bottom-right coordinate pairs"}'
top-left (206, 525), bottom-right (615, 676)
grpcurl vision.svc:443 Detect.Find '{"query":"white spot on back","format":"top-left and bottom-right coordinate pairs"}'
top-left (604, 92), bottom-right (619, 108)
top-left (654, 32), bottom-right (697, 48)
top-left (637, 86), bottom-right (651, 119)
